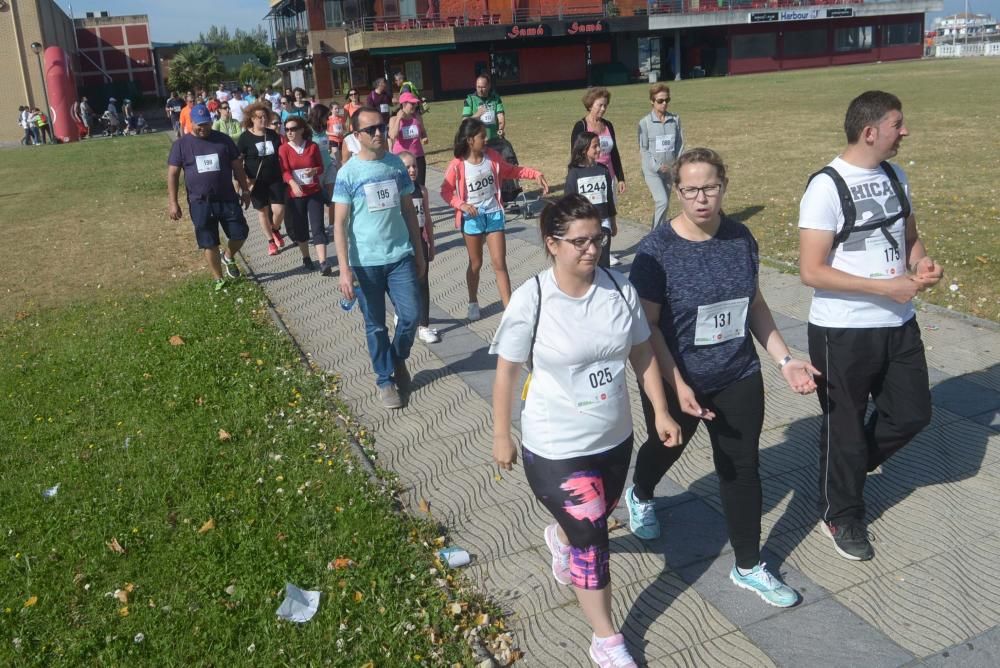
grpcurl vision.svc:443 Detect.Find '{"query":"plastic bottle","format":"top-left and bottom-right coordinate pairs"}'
top-left (339, 283), bottom-right (358, 311)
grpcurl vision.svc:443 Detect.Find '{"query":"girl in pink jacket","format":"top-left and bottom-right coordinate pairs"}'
top-left (441, 118), bottom-right (548, 320)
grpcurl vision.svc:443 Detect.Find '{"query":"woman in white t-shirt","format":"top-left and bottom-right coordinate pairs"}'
top-left (491, 194), bottom-right (680, 668)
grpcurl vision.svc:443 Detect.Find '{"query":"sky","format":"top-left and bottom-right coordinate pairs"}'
top-left (63, 0), bottom-right (1000, 43)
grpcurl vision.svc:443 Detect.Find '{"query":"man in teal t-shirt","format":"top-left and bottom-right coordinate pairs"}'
top-left (333, 106), bottom-right (426, 409)
top-left (462, 73), bottom-right (505, 141)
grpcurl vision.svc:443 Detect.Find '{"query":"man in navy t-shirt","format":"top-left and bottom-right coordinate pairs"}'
top-left (167, 103), bottom-right (253, 290)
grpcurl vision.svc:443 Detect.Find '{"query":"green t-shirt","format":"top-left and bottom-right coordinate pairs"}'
top-left (462, 92), bottom-right (504, 140)
top-left (213, 117), bottom-right (242, 139)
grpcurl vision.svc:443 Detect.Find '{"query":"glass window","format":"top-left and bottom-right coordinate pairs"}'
top-left (638, 37), bottom-right (662, 75)
top-left (325, 0), bottom-right (344, 26)
top-left (834, 26), bottom-right (873, 52)
top-left (783, 29), bottom-right (827, 57)
top-left (731, 33), bottom-right (776, 59)
top-left (884, 22), bottom-right (922, 46)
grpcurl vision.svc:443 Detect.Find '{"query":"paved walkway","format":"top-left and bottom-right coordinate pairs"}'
top-left (240, 166), bottom-right (1000, 667)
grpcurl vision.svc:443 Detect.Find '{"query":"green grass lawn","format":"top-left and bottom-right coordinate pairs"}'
top-left (422, 58), bottom-right (1000, 321)
top-left (0, 279), bottom-right (490, 665)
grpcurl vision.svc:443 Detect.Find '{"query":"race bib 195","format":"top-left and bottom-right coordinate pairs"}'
top-left (363, 179), bottom-right (399, 212)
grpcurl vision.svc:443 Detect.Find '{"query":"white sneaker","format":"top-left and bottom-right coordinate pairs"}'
top-left (609, 254), bottom-right (621, 266)
top-left (466, 302), bottom-right (481, 321)
top-left (417, 326), bottom-right (440, 343)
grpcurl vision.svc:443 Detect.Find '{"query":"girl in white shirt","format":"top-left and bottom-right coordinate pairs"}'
top-left (491, 194), bottom-right (680, 668)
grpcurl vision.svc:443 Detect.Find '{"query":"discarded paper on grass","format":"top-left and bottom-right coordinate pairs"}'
top-left (276, 583), bottom-right (320, 623)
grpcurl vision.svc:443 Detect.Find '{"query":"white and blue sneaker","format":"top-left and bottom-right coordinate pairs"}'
top-left (729, 562), bottom-right (798, 608)
top-left (625, 486), bottom-right (660, 540)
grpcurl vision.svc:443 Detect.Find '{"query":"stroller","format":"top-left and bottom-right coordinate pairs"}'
top-left (488, 136), bottom-right (535, 218)
top-left (98, 111), bottom-right (122, 137)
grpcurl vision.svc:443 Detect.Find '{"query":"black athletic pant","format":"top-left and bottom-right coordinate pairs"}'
top-left (416, 155), bottom-right (427, 188)
top-left (633, 372), bottom-right (765, 569)
top-left (808, 318), bottom-right (931, 526)
top-left (285, 192), bottom-right (327, 245)
top-left (418, 238), bottom-right (431, 327)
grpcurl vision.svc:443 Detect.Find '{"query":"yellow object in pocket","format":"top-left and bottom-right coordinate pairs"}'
top-left (521, 372), bottom-right (532, 401)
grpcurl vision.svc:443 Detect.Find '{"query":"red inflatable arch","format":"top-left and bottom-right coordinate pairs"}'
top-left (44, 46), bottom-right (80, 143)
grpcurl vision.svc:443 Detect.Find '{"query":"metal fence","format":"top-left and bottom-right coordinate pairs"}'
top-left (344, 0), bottom-right (864, 33)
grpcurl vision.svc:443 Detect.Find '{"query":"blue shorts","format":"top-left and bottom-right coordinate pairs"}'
top-left (462, 208), bottom-right (505, 236)
top-left (188, 198), bottom-right (249, 249)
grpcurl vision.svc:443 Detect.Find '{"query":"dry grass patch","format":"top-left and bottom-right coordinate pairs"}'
top-left (0, 134), bottom-right (204, 321)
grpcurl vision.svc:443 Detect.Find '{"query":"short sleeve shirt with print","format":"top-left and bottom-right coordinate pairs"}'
top-left (332, 152), bottom-right (415, 267)
top-left (566, 164), bottom-right (617, 225)
top-left (799, 157), bottom-right (914, 328)
top-left (237, 129), bottom-right (282, 183)
top-left (462, 93), bottom-right (504, 140)
top-left (490, 268), bottom-right (650, 460)
top-left (168, 130), bottom-right (240, 200)
top-left (630, 217), bottom-right (761, 395)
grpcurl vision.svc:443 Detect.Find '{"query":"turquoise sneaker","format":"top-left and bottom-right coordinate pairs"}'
top-left (625, 486), bottom-right (660, 540)
top-left (729, 563), bottom-right (798, 608)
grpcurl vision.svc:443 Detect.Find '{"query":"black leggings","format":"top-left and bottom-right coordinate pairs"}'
top-left (633, 372), bottom-right (765, 569)
top-left (284, 191), bottom-right (327, 245)
top-left (523, 435), bottom-right (633, 590)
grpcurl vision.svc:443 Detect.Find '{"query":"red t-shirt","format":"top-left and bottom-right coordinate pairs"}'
top-left (278, 141), bottom-right (323, 197)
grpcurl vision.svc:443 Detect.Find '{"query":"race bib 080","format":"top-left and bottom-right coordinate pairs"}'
top-left (363, 179), bottom-right (399, 212)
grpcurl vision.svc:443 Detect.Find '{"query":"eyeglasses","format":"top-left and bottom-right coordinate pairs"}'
top-left (552, 234), bottom-right (608, 250)
top-left (355, 123), bottom-right (388, 137)
top-left (284, 126), bottom-right (302, 132)
top-left (653, 97), bottom-right (671, 104)
top-left (677, 184), bottom-right (723, 199)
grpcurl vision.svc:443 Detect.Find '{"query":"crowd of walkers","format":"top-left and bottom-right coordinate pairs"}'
top-left (165, 80), bottom-right (943, 666)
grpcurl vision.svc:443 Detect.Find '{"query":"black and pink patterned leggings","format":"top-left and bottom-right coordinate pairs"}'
top-left (523, 434), bottom-right (633, 590)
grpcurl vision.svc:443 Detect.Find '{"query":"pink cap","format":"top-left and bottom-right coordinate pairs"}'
top-left (399, 92), bottom-right (421, 105)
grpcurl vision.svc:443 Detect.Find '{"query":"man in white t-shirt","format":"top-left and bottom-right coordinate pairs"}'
top-left (798, 90), bottom-right (943, 562)
top-left (215, 84), bottom-right (230, 103)
top-left (229, 91), bottom-right (248, 124)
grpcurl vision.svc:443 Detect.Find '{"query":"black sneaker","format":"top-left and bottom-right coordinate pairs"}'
top-left (821, 521), bottom-right (874, 561)
top-left (320, 260), bottom-right (333, 277)
top-left (302, 257), bottom-right (315, 271)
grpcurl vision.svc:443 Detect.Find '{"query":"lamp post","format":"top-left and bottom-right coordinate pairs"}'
top-left (29, 42), bottom-right (51, 117)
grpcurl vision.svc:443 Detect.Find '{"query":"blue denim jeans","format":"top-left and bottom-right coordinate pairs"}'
top-left (353, 255), bottom-right (419, 388)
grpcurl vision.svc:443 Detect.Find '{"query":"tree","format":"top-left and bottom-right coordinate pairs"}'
top-left (168, 44), bottom-right (225, 94)
top-left (238, 62), bottom-right (277, 91)
top-left (198, 24), bottom-right (275, 67)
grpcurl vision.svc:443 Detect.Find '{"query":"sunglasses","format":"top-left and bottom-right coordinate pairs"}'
top-left (653, 97), bottom-right (671, 104)
top-left (355, 123), bottom-right (388, 137)
top-left (219, 105), bottom-right (229, 110)
top-left (284, 125), bottom-right (302, 132)
top-left (281, 100), bottom-right (290, 105)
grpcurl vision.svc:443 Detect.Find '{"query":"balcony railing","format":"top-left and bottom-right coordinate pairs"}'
top-left (344, 0), bottom-right (865, 32)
